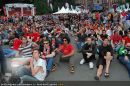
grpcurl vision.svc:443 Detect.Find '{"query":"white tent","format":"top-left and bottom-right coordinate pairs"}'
top-left (53, 6), bottom-right (66, 14)
top-left (71, 9), bottom-right (81, 14)
top-left (53, 6), bottom-right (81, 14)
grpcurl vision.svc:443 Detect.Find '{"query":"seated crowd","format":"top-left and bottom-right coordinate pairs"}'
top-left (0, 10), bottom-right (130, 81)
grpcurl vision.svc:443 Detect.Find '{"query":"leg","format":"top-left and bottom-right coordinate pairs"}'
top-left (3, 49), bottom-right (16, 58)
top-left (95, 56), bottom-right (105, 80)
top-left (96, 65), bottom-right (104, 80)
top-left (0, 57), bottom-right (7, 76)
top-left (82, 52), bottom-right (88, 63)
top-left (46, 58), bottom-right (54, 72)
top-left (15, 66), bottom-right (32, 77)
top-left (76, 42), bottom-right (84, 52)
top-left (104, 52), bottom-right (112, 77)
top-left (119, 56), bottom-right (130, 78)
top-left (52, 52), bottom-right (62, 72)
top-left (69, 55), bottom-right (75, 73)
top-left (115, 44), bottom-right (121, 52)
top-left (54, 51), bottom-right (62, 66)
top-left (21, 75), bottom-right (38, 81)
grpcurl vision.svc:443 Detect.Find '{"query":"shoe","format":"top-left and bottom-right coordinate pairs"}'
top-left (51, 64), bottom-right (57, 72)
top-left (94, 76), bottom-right (100, 81)
top-left (80, 59), bottom-right (85, 65)
top-left (89, 62), bottom-right (94, 69)
top-left (104, 72), bottom-right (110, 78)
top-left (70, 66), bottom-right (75, 74)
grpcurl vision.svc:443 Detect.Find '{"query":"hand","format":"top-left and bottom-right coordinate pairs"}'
top-left (25, 65), bottom-right (31, 69)
top-left (62, 55), bottom-right (66, 58)
top-left (30, 58), bottom-right (34, 67)
top-left (42, 55), bottom-right (46, 59)
top-left (86, 53), bottom-right (92, 58)
top-left (54, 48), bottom-right (58, 52)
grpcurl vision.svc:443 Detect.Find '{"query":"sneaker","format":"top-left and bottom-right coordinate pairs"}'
top-left (89, 62), bottom-right (94, 69)
top-left (80, 59), bottom-right (85, 65)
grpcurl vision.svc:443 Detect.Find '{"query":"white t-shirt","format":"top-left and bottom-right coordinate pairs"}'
top-left (33, 58), bottom-right (47, 81)
top-left (106, 29), bottom-right (112, 37)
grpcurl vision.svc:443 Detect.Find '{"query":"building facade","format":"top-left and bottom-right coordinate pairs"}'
top-left (75, 0), bottom-right (126, 10)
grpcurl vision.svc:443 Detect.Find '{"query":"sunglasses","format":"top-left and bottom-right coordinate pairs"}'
top-left (63, 39), bottom-right (67, 41)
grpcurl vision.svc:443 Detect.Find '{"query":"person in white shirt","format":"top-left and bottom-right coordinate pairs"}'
top-left (15, 49), bottom-right (47, 81)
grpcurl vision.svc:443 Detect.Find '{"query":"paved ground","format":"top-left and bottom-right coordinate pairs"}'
top-left (46, 35), bottom-right (130, 81)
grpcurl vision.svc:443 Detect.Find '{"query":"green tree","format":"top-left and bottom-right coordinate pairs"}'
top-left (33, 0), bottom-right (52, 14)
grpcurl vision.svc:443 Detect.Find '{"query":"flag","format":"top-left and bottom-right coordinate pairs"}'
top-left (47, 0), bottom-right (50, 6)
top-left (3, 6), bottom-right (7, 15)
top-left (47, 0), bottom-right (53, 10)
top-left (65, 2), bottom-right (69, 8)
top-left (50, 3), bottom-right (53, 11)
top-left (71, 5), bottom-right (73, 10)
top-left (58, 7), bottom-right (60, 11)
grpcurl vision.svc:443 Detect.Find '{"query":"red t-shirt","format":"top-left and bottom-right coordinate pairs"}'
top-left (111, 35), bottom-right (122, 44)
top-left (61, 44), bottom-right (74, 55)
top-left (24, 33), bottom-right (32, 38)
top-left (123, 36), bottom-right (130, 45)
top-left (95, 13), bottom-right (100, 20)
top-left (32, 32), bottom-right (40, 42)
top-left (121, 11), bottom-right (127, 17)
top-left (13, 38), bottom-right (22, 50)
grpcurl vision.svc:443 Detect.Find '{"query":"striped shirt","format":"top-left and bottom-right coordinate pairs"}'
top-left (19, 43), bottom-right (33, 58)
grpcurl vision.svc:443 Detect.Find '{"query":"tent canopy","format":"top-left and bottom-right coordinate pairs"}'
top-left (53, 6), bottom-right (81, 14)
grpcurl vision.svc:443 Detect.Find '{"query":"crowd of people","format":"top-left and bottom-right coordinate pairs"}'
top-left (0, 8), bottom-right (130, 82)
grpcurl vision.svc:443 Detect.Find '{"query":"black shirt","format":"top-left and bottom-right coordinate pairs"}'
top-left (98, 44), bottom-right (113, 58)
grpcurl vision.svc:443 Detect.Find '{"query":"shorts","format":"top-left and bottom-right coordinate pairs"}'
top-left (96, 57), bottom-right (106, 68)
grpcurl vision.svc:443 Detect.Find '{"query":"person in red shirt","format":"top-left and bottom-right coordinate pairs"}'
top-left (111, 31), bottom-right (122, 51)
top-left (122, 31), bottom-right (130, 46)
top-left (95, 12), bottom-right (100, 21)
top-left (52, 37), bottom-right (75, 73)
top-left (121, 10), bottom-right (127, 17)
top-left (32, 29), bottom-right (40, 42)
top-left (12, 38), bottom-right (22, 51)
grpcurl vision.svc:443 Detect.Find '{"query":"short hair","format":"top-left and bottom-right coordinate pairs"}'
top-left (103, 38), bottom-right (108, 41)
top-left (32, 49), bottom-right (40, 54)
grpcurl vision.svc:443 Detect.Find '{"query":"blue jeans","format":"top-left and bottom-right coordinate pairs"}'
top-left (114, 44), bottom-right (121, 52)
top-left (3, 48), bottom-right (17, 58)
top-left (76, 42), bottom-right (84, 51)
top-left (119, 56), bottom-right (130, 78)
top-left (46, 58), bottom-right (54, 72)
top-left (16, 66), bottom-right (38, 81)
